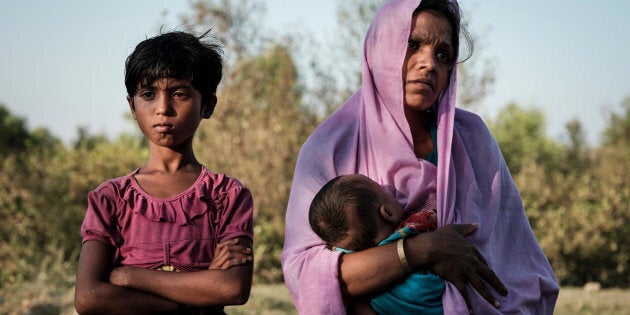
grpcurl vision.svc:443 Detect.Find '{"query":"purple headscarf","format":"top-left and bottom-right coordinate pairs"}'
top-left (281, 0), bottom-right (559, 313)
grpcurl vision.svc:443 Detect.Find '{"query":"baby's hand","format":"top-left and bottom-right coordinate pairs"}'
top-left (209, 238), bottom-right (253, 270)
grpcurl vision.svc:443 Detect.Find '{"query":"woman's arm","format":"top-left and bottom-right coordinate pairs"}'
top-left (109, 237), bottom-right (253, 307)
top-left (75, 240), bottom-right (178, 315)
top-left (340, 224), bottom-right (507, 312)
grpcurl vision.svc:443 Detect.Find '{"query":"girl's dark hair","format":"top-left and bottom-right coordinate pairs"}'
top-left (309, 176), bottom-right (380, 252)
top-left (416, 0), bottom-right (474, 63)
top-left (124, 30), bottom-right (224, 103)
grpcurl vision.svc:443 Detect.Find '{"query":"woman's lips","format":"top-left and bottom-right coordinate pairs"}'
top-left (408, 78), bottom-right (434, 90)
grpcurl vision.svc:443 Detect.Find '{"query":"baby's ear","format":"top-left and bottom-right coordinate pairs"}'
top-left (379, 205), bottom-right (398, 224)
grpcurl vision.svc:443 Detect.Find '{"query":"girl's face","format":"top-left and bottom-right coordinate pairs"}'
top-left (402, 10), bottom-right (455, 112)
top-left (128, 77), bottom-right (215, 148)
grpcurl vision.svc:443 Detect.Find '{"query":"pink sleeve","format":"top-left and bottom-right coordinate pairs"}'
top-left (215, 181), bottom-right (254, 243)
top-left (81, 185), bottom-right (121, 247)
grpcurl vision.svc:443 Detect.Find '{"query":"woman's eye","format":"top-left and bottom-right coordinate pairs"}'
top-left (436, 51), bottom-right (453, 64)
top-left (407, 40), bottom-right (420, 51)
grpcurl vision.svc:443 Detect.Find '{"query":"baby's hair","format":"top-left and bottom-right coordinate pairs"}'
top-left (309, 175), bottom-right (380, 252)
top-left (124, 30), bottom-right (225, 104)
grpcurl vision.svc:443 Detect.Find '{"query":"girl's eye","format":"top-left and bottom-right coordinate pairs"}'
top-left (173, 91), bottom-right (189, 99)
top-left (140, 91), bottom-right (155, 99)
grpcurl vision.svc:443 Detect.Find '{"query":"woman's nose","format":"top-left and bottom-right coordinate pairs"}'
top-left (415, 50), bottom-right (437, 72)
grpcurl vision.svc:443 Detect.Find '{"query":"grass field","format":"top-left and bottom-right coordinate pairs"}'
top-left (1, 282), bottom-right (629, 314)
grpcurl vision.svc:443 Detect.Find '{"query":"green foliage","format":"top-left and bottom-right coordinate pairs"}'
top-left (0, 127), bottom-right (146, 289)
top-left (0, 104), bottom-right (35, 155)
top-left (196, 43), bottom-right (318, 283)
top-left (603, 97), bottom-right (630, 147)
top-left (498, 99), bottom-right (630, 287)
top-left (489, 103), bottom-right (562, 175)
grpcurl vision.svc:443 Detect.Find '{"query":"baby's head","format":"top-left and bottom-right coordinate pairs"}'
top-left (309, 174), bottom-right (405, 252)
top-left (124, 31), bottom-right (224, 109)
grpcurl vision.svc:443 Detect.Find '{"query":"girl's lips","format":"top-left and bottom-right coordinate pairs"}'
top-left (153, 124), bottom-right (173, 132)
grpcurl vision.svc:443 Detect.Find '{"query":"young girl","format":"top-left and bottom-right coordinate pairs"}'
top-left (75, 31), bottom-right (254, 315)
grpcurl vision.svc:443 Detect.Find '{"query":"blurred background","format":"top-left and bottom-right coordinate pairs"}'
top-left (1, 0), bottom-right (628, 314)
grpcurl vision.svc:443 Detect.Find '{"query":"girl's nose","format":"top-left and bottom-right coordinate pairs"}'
top-left (155, 95), bottom-right (175, 116)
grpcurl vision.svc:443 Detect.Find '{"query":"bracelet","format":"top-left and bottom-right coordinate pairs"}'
top-left (397, 238), bottom-right (413, 273)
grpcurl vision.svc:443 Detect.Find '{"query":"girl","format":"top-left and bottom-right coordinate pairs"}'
top-left (75, 31), bottom-right (253, 315)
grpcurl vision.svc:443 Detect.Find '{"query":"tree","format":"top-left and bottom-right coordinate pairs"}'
top-left (488, 103), bottom-right (561, 175)
top-left (509, 98), bottom-right (630, 287)
top-left (181, 0), bottom-right (266, 67)
top-left (180, 1), bottom-right (319, 282)
top-left (335, 0), bottom-right (385, 94)
top-left (602, 96), bottom-right (630, 148)
top-left (195, 43), bottom-right (317, 282)
top-left (0, 104), bottom-right (34, 156)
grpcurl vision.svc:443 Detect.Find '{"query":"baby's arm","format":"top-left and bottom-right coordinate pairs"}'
top-left (109, 236), bottom-right (254, 307)
top-left (75, 240), bottom-right (178, 315)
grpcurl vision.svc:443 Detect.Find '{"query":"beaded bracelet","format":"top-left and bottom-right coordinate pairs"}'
top-left (397, 238), bottom-right (413, 273)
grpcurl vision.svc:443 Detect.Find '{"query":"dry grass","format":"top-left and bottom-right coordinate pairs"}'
top-left (555, 287), bottom-right (630, 315)
top-left (1, 282), bottom-right (629, 314)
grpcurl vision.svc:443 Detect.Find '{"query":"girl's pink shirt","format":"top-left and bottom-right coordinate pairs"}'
top-left (81, 166), bottom-right (253, 272)
top-left (280, 0), bottom-right (558, 314)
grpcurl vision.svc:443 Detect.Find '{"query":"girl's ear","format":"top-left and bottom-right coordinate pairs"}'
top-left (127, 96), bottom-right (137, 120)
top-left (379, 205), bottom-right (398, 224)
top-left (202, 95), bottom-right (218, 119)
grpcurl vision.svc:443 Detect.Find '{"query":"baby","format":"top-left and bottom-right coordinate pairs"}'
top-left (309, 174), bottom-right (444, 315)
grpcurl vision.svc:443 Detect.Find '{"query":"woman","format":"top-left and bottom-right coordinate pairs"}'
top-left (280, 0), bottom-right (559, 314)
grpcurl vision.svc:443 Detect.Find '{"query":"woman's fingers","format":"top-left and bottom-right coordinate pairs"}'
top-left (452, 280), bottom-right (474, 314)
top-left (421, 225), bottom-right (507, 311)
top-left (478, 264), bottom-right (508, 296)
top-left (468, 273), bottom-right (502, 310)
top-left (473, 249), bottom-right (508, 296)
top-left (448, 223), bottom-right (479, 237)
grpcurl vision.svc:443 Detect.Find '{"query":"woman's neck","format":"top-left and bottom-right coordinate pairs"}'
top-left (405, 109), bottom-right (435, 159)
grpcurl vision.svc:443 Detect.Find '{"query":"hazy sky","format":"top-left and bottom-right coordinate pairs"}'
top-left (1, 0), bottom-right (628, 145)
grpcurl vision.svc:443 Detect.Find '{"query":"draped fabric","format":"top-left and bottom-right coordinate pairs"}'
top-left (280, 0), bottom-right (559, 314)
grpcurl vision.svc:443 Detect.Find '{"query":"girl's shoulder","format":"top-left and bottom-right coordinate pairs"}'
top-left (199, 166), bottom-right (249, 194)
top-left (89, 169), bottom-right (139, 198)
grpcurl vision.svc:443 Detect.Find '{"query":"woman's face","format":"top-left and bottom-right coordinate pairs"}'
top-left (402, 10), bottom-right (455, 112)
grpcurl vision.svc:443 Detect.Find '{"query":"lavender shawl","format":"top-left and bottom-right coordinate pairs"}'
top-left (280, 0), bottom-right (559, 313)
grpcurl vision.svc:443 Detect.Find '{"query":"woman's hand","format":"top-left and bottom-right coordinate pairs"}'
top-left (409, 224), bottom-right (508, 313)
top-left (209, 238), bottom-right (253, 270)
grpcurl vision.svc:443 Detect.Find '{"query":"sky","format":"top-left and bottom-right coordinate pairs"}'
top-left (1, 0), bottom-right (628, 146)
